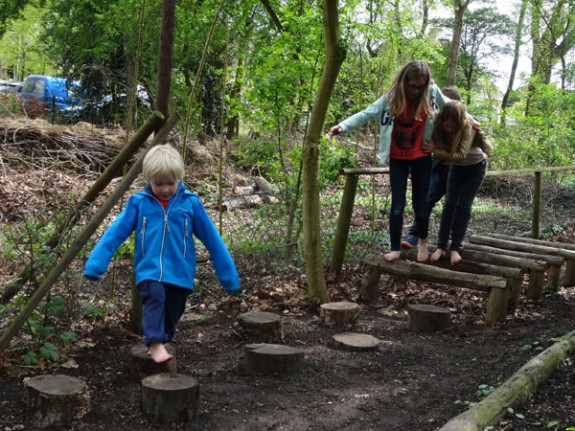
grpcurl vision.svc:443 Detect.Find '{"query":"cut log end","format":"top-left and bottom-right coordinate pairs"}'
top-left (332, 333), bottom-right (381, 351)
top-left (319, 301), bottom-right (360, 327)
top-left (24, 374), bottom-right (90, 428)
top-left (407, 303), bottom-right (452, 333)
top-left (141, 373), bottom-right (200, 424)
top-left (129, 343), bottom-right (177, 381)
top-left (244, 343), bottom-right (304, 374)
top-left (237, 311), bottom-right (283, 343)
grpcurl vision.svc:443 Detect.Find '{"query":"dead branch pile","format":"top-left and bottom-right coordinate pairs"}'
top-left (0, 119), bottom-right (128, 174)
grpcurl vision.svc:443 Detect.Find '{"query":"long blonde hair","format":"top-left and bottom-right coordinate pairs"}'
top-left (433, 101), bottom-right (469, 158)
top-left (387, 60), bottom-right (432, 120)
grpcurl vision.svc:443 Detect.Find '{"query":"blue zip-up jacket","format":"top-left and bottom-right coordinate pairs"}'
top-left (338, 84), bottom-right (451, 165)
top-left (84, 182), bottom-right (240, 292)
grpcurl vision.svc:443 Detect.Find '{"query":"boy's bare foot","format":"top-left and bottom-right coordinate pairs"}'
top-left (417, 238), bottom-right (429, 262)
top-left (384, 250), bottom-right (401, 262)
top-left (148, 342), bottom-right (173, 363)
top-left (430, 248), bottom-right (445, 263)
top-left (450, 250), bottom-right (462, 265)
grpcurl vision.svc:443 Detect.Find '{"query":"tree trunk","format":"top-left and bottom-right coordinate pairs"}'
top-left (302, 0), bottom-right (346, 302)
top-left (500, 0), bottom-right (527, 124)
top-left (156, 0), bottom-right (176, 120)
top-left (446, 0), bottom-right (473, 86)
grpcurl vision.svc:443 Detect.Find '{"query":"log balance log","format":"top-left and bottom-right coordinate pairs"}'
top-left (129, 343), bottom-right (177, 381)
top-left (141, 373), bottom-right (199, 423)
top-left (244, 343), bottom-right (304, 374)
top-left (319, 301), bottom-right (360, 327)
top-left (24, 374), bottom-right (90, 428)
top-left (403, 248), bottom-right (525, 310)
top-left (361, 254), bottom-right (509, 324)
top-left (489, 233), bottom-right (575, 287)
top-left (468, 235), bottom-right (567, 298)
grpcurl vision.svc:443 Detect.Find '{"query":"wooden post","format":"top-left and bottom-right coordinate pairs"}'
top-left (532, 171), bottom-right (541, 239)
top-left (360, 267), bottom-right (382, 303)
top-left (330, 174), bottom-right (359, 272)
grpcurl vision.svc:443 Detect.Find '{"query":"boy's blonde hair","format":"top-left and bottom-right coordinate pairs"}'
top-left (142, 144), bottom-right (185, 182)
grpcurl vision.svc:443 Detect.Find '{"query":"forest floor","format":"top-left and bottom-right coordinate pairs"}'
top-left (0, 119), bottom-right (574, 431)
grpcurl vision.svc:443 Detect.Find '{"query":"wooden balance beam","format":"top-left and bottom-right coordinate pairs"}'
top-left (488, 233), bottom-right (575, 286)
top-left (361, 254), bottom-right (509, 324)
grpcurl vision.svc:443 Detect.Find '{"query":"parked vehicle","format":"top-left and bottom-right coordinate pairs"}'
top-left (0, 81), bottom-right (22, 93)
top-left (19, 75), bottom-right (83, 111)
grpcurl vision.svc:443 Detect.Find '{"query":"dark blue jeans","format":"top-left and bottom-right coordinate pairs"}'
top-left (138, 280), bottom-right (190, 346)
top-left (389, 155), bottom-right (432, 251)
top-left (437, 158), bottom-right (487, 252)
top-left (408, 158), bottom-right (449, 237)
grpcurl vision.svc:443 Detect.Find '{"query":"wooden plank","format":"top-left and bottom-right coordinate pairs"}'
top-left (469, 235), bottom-right (574, 261)
top-left (364, 255), bottom-right (507, 292)
top-left (463, 242), bottom-right (563, 266)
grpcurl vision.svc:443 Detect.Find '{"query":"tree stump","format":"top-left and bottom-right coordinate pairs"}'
top-left (129, 343), bottom-right (177, 381)
top-left (237, 311), bottom-right (283, 343)
top-left (141, 373), bottom-right (199, 423)
top-left (407, 303), bottom-right (452, 333)
top-left (332, 333), bottom-right (380, 351)
top-left (24, 374), bottom-right (90, 428)
top-left (244, 343), bottom-right (304, 374)
top-left (319, 301), bottom-right (360, 328)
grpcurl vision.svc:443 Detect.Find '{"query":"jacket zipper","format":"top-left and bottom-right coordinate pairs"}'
top-left (183, 218), bottom-right (189, 258)
top-left (140, 216), bottom-right (147, 256)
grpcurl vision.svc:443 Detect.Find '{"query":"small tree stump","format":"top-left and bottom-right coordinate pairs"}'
top-left (141, 373), bottom-right (199, 423)
top-left (129, 343), bottom-right (177, 381)
top-left (407, 303), bottom-right (452, 333)
top-left (320, 301), bottom-right (360, 327)
top-left (24, 374), bottom-right (90, 428)
top-left (332, 333), bottom-right (380, 351)
top-left (244, 343), bottom-right (304, 374)
top-left (237, 311), bottom-right (283, 343)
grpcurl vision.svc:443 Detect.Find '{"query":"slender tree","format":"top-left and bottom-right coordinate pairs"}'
top-left (446, 0), bottom-right (475, 86)
top-left (302, 0), bottom-right (346, 302)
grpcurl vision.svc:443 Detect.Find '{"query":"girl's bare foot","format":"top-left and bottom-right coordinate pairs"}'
top-left (148, 342), bottom-right (173, 363)
top-left (450, 250), bottom-right (462, 265)
top-left (430, 248), bottom-right (445, 263)
top-left (384, 250), bottom-right (401, 262)
top-left (417, 238), bottom-right (429, 262)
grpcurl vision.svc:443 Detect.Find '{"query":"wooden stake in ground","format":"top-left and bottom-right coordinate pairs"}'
top-left (438, 329), bottom-right (575, 431)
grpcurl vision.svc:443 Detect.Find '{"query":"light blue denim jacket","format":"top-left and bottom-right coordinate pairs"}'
top-left (338, 84), bottom-right (451, 166)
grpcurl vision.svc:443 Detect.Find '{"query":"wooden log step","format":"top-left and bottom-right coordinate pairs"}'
top-left (364, 254), bottom-right (508, 292)
top-left (319, 301), bottom-right (360, 328)
top-left (129, 343), bottom-right (177, 381)
top-left (24, 374), bottom-right (90, 428)
top-left (469, 235), bottom-right (567, 265)
top-left (407, 303), bottom-right (451, 333)
top-left (237, 311), bottom-right (283, 343)
top-left (362, 254), bottom-right (509, 324)
top-left (465, 241), bottom-right (563, 295)
top-left (332, 333), bottom-right (380, 351)
top-left (141, 373), bottom-right (199, 423)
top-left (244, 343), bottom-right (304, 374)
top-left (403, 248), bottom-right (524, 279)
top-left (488, 233), bottom-right (575, 286)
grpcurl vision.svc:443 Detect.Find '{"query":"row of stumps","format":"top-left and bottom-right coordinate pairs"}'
top-left (23, 301), bottom-right (447, 428)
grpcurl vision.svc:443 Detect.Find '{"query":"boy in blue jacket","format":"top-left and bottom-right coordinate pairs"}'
top-left (84, 144), bottom-right (240, 363)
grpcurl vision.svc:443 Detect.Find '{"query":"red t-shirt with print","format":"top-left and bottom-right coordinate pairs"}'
top-left (390, 105), bottom-right (428, 160)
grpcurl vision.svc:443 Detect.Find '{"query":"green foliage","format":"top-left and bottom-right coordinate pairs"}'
top-left (476, 383), bottom-right (495, 400)
top-left (494, 83), bottom-right (575, 169)
top-left (39, 342), bottom-right (60, 361)
top-left (59, 331), bottom-right (78, 344)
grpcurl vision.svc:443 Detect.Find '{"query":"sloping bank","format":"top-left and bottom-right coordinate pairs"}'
top-left (439, 329), bottom-right (575, 431)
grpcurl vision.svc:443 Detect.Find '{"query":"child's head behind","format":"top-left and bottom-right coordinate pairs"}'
top-left (434, 101), bottom-right (468, 151)
top-left (441, 86), bottom-right (461, 101)
top-left (143, 144), bottom-right (185, 183)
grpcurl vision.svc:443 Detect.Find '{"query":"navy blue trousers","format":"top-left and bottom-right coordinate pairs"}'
top-left (408, 158), bottom-right (449, 237)
top-left (436, 159), bottom-right (487, 252)
top-left (138, 280), bottom-right (191, 346)
top-left (388, 155), bottom-right (432, 251)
